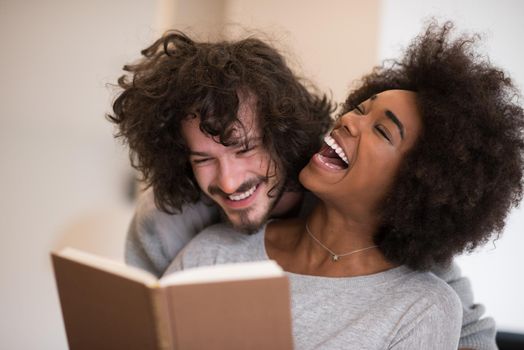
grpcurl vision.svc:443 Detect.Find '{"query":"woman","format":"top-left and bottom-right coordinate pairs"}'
top-left (166, 22), bottom-right (524, 349)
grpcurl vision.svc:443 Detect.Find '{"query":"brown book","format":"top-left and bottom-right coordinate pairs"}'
top-left (51, 248), bottom-right (293, 350)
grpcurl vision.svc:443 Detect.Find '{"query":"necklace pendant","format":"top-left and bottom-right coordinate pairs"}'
top-left (332, 254), bottom-right (339, 262)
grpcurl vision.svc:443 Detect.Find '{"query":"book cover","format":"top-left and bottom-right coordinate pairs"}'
top-left (51, 248), bottom-right (293, 350)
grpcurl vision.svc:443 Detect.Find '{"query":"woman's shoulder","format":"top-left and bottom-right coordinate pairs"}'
top-left (171, 223), bottom-right (263, 270)
top-left (192, 222), bottom-right (262, 248)
top-left (400, 269), bottom-right (462, 320)
top-left (384, 269), bottom-right (462, 348)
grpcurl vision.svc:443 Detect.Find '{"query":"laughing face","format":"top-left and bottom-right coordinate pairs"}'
top-left (299, 89), bottom-right (422, 215)
top-left (182, 97), bottom-right (284, 232)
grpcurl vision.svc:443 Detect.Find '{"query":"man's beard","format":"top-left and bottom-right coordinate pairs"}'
top-left (216, 181), bottom-right (285, 234)
top-left (218, 206), bottom-right (270, 234)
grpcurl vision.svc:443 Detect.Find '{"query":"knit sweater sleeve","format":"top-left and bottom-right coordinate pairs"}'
top-left (124, 188), bottom-right (219, 277)
top-left (389, 291), bottom-right (462, 350)
top-left (431, 262), bottom-right (497, 350)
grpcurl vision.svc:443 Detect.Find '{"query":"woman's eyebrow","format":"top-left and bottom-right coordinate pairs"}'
top-left (369, 94), bottom-right (404, 139)
top-left (385, 110), bottom-right (405, 139)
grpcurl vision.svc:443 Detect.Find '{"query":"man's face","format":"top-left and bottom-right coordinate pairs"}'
top-left (181, 98), bottom-right (285, 232)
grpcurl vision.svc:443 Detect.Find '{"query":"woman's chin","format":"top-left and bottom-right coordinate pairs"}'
top-left (298, 162), bottom-right (316, 191)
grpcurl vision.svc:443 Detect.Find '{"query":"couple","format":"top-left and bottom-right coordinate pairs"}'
top-left (110, 22), bottom-right (524, 349)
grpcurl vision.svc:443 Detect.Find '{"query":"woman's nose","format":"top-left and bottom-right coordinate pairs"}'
top-left (336, 112), bottom-right (361, 137)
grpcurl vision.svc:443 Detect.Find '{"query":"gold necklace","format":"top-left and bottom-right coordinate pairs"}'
top-left (305, 223), bottom-right (378, 262)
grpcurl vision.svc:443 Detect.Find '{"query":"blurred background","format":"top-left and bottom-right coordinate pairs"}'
top-left (1, 0), bottom-right (522, 348)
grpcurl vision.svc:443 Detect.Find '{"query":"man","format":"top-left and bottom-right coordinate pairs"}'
top-left (109, 30), bottom-right (496, 349)
top-left (110, 30), bottom-right (331, 273)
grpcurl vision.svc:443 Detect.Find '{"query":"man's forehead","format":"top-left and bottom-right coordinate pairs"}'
top-left (182, 96), bottom-right (262, 150)
top-left (215, 126), bottom-right (261, 148)
top-left (235, 90), bottom-right (259, 129)
top-left (185, 90), bottom-right (262, 146)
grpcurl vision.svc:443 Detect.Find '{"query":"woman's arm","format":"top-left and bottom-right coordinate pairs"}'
top-left (125, 188), bottom-right (219, 277)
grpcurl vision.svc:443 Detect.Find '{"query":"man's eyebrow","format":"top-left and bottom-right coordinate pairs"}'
top-left (385, 110), bottom-right (405, 139)
top-left (188, 136), bottom-right (263, 157)
top-left (188, 150), bottom-right (210, 157)
top-left (233, 135), bottom-right (263, 147)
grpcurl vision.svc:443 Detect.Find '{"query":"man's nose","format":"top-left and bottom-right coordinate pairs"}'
top-left (216, 160), bottom-right (244, 194)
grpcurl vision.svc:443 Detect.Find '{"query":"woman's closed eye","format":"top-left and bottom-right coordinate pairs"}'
top-left (354, 104), bottom-right (365, 115)
top-left (375, 125), bottom-right (393, 144)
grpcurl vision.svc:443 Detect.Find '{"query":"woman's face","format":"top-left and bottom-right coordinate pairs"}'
top-left (299, 89), bottom-right (422, 214)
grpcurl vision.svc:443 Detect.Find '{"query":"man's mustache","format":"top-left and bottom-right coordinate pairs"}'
top-left (208, 176), bottom-right (268, 197)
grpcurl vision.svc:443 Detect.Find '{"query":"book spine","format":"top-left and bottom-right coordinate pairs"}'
top-left (150, 287), bottom-right (176, 350)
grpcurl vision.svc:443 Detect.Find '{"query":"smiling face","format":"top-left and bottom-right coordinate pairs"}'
top-left (182, 97), bottom-right (285, 232)
top-left (299, 89), bottom-right (422, 216)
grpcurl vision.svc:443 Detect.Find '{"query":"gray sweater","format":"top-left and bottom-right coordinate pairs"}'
top-left (126, 189), bottom-right (498, 349)
top-left (166, 223), bottom-right (462, 349)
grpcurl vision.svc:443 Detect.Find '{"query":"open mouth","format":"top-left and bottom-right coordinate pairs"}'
top-left (317, 135), bottom-right (350, 170)
top-left (228, 184), bottom-right (258, 201)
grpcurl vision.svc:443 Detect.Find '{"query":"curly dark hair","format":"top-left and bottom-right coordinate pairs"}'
top-left (342, 22), bottom-right (524, 270)
top-left (109, 31), bottom-right (333, 213)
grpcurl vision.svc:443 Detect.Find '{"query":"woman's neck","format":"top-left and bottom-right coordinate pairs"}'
top-left (265, 202), bottom-right (396, 277)
top-left (307, 202), bottom-right (377, 250)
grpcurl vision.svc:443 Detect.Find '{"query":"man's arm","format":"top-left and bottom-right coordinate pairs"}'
top-left (432, 262), bottom-right (497, 350)
top-left (125, 188), bottom-right (219, 277)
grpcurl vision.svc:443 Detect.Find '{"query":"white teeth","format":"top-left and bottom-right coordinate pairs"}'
top-left (228, 185), bottom-right (257, 201)
top-left (323, 135), bottom-right (349, 165)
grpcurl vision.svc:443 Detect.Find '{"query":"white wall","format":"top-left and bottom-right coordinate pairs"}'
top-left (0, 0), bottom-right (157, 348)
top-left (378, 0), bottom-right (524, 333)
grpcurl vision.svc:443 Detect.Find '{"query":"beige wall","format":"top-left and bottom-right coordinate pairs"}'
top-left (12, 1), bottom-right (523, 349)
top-left (223, 0), bottom-right (380, 104)
top-left (0, 1), bottom-right (155, 349)
top-left (166, 0), bottom-right (381, 105)
top-left (0, 1), bottom-right (381, 349)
